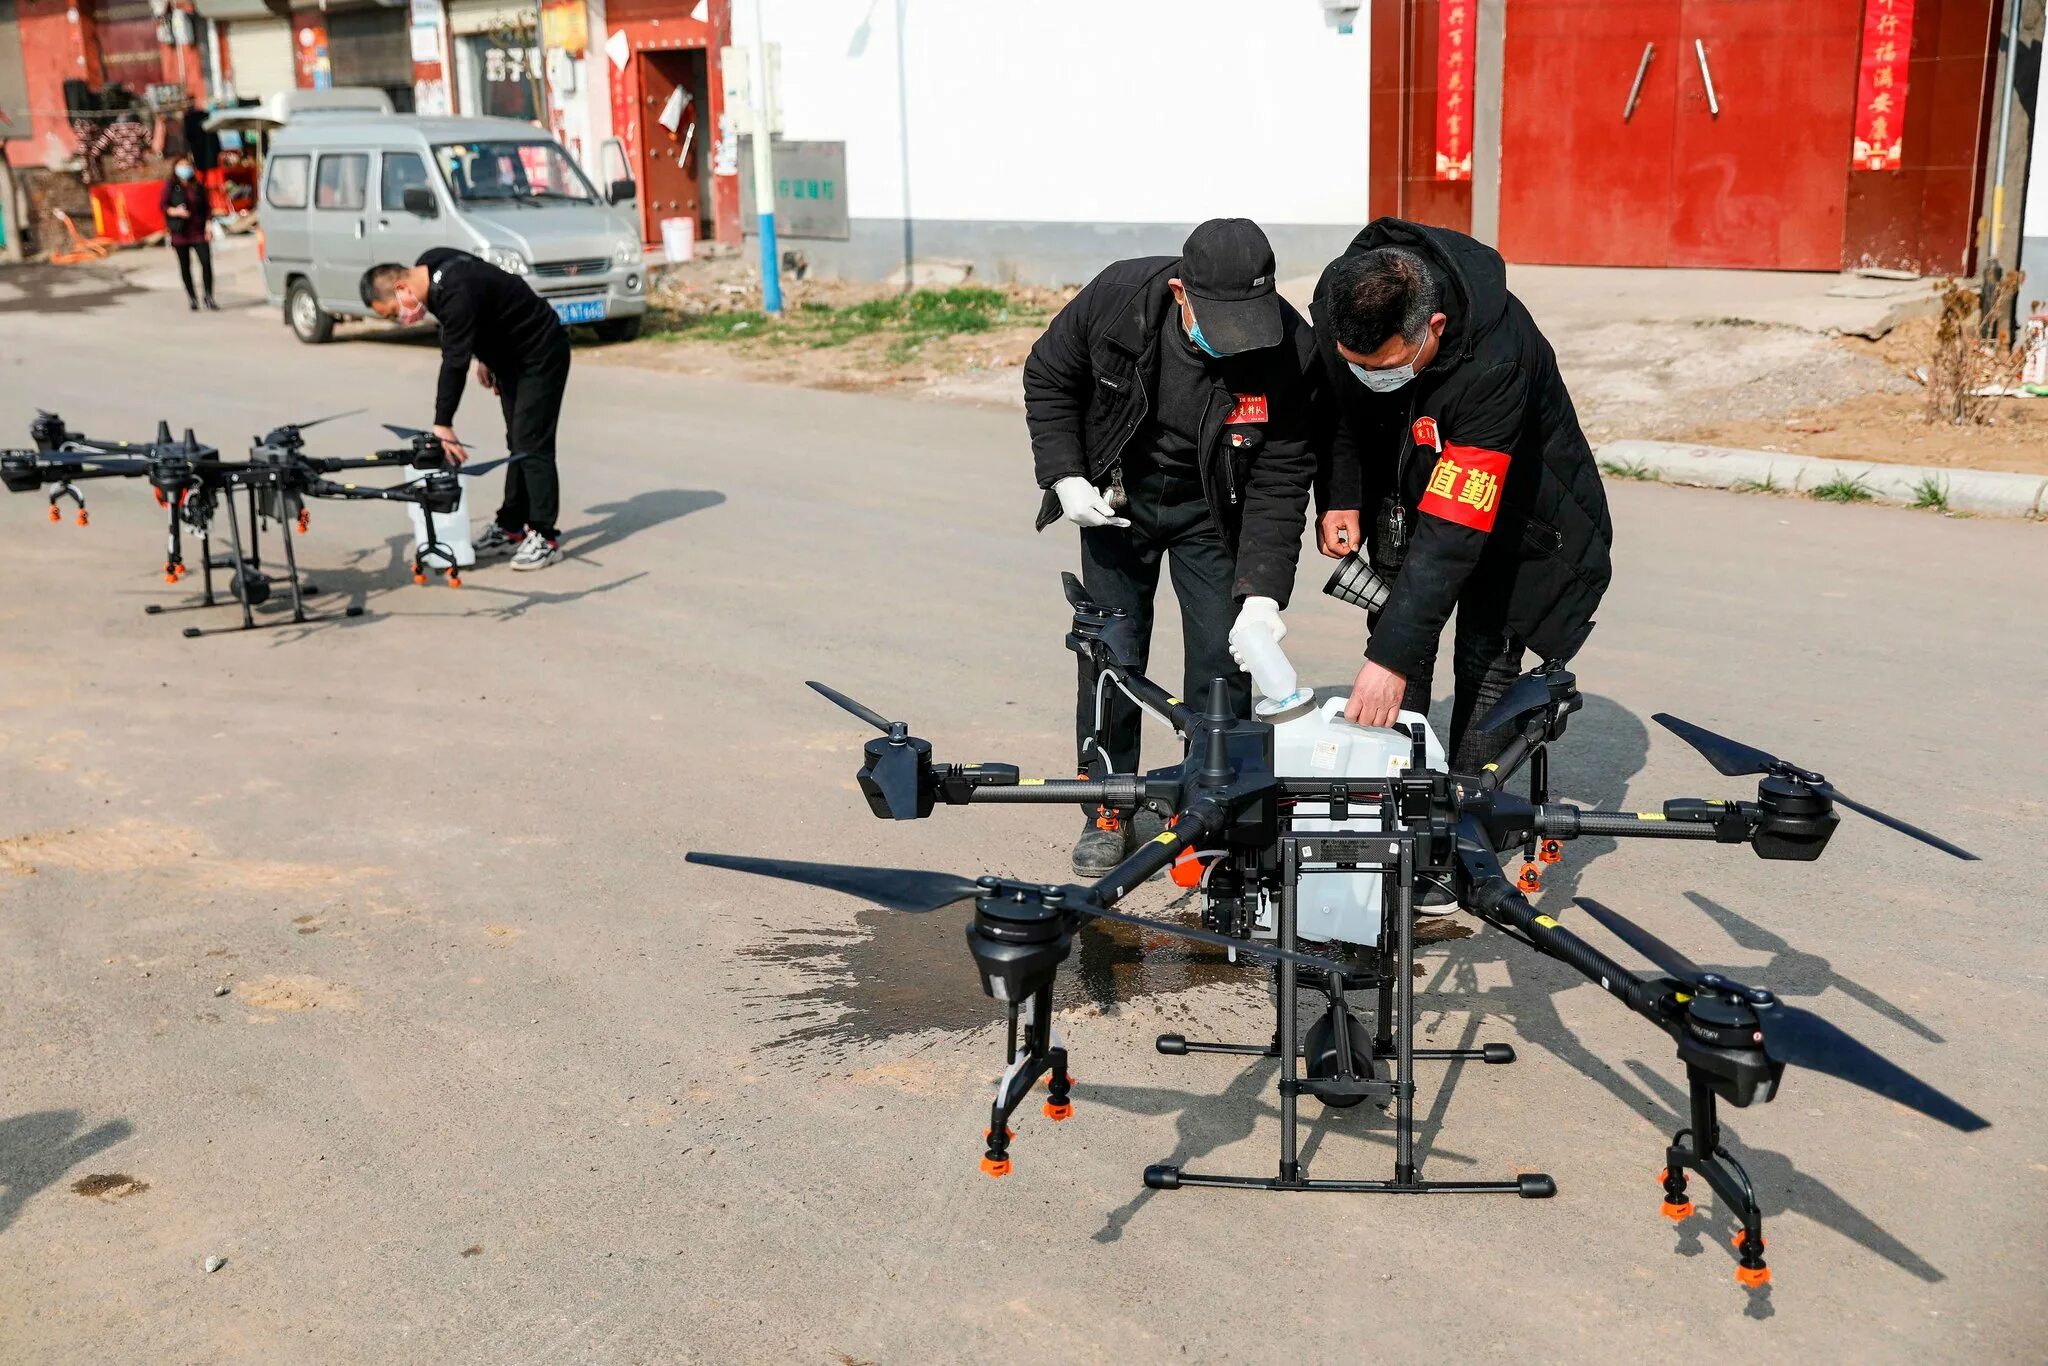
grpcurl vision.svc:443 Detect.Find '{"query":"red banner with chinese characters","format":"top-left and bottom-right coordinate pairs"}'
top-left (1435, 0), bottom-right (1476, 181)
top-left (1851, 0), bottom-right (1915, 171)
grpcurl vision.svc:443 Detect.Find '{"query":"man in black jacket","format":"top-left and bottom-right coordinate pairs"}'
top-left (1024, 219), bottom-right (1321, 876)
top-left (361, 250), bottom-right (571, 570)
top-left (1312, 218), bottom-right (1611, 771)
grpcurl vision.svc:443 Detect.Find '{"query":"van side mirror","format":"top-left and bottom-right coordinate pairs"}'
top-left (608, 177), bottom-right (637, 205)
top-left (402, 186), bottom-right (438, 217)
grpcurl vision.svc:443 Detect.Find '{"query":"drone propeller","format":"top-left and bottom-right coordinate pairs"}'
top-left (1475, 671), bottom-right (1555, 736)
top-left (1652, 714), bottom-right (1976, 860)
top-left (391, 453), bottom-right (521, 487)
top-left (1573, 897), bottom-right (1988, 1132)
top-left (1060, 571), bottom-right (1143, 667)
top-left (685, 852), bottom-right (1349, 974)
top-left (383, 423), bottom-right (428, 441)
top-left (807, 680), bottom-right (924, 820)
top-left (288, 407), bottom-right (366, 431)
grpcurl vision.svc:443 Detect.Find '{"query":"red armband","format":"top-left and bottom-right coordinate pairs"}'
top-left (1416, 444), bottom-right (1510, 533)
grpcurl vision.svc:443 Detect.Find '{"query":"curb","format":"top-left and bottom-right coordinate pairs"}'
top-left (1595, 439), bottom-right (2048, 519)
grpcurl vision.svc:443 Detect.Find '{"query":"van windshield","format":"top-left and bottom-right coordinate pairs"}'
top-left (433, 141), bottom-right (598, 206)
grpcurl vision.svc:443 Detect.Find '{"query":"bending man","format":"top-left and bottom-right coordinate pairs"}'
top-left (361, 250), bottom-right (571, 570)
top-left (1024, 218), bottom-right (1322, 876)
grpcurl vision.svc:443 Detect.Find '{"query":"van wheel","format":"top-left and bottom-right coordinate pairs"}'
top-left (595, 315), bottom-right (643, 344)
top-left (287, 279), bottom-right (333, 344)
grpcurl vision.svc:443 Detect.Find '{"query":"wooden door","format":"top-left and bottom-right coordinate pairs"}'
top-left (635, 49), bottom-right (708, 244)
top-left (1499, 0), bottom-right (1681, 266)
top-left (1668, 0), bottom-right (1862, 267)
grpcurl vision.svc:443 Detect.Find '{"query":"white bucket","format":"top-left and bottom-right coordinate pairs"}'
top-left (661, 216), bottom-right (694, 263)
top-left (407, 469), bottom-right (477, 569)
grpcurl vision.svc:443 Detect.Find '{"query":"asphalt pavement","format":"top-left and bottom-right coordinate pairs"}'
top-left (0, 250), bottom-right (2043, 1362)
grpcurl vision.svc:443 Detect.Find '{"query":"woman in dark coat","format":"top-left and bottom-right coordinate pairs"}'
top-left (161, 155), bottom-right (216, 311)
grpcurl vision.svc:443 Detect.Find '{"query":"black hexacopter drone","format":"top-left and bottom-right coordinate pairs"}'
top-left (2, 411), bottom-right (515, 636)
top-left (690, 576), bottom-right (1987, 1291)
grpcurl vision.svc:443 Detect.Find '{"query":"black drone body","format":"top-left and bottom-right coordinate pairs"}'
top-left (4, 411), bottom-right (515, 637)
top-left (689, 575), bottom-right (1987, 1294)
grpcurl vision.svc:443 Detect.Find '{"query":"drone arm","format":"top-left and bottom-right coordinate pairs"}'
top-left (1081, 799), bottom-right (1223, 904)
top-left (1534, 801), bottom-right (1753, 845)
top-left (1456, 829), bottom-right (1671, 1023)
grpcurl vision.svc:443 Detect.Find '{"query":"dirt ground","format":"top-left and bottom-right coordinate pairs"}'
top-left (1659, 316), bottom-right (2048, 476)
top-left (591, 259), bottom-right (2048, 476)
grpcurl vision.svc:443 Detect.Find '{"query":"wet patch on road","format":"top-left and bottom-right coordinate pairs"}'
top-left (71, 1173), bottom-right (148, 1200)
top-left (740, 885), bottom-right (1269, 1056)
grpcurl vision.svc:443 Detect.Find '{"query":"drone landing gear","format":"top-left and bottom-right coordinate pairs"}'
top-left (1661, 1066), bottom-right (1770, 1288)
top-left (981, 987), bottom-right (1071, 1178)
top-left (155, 488), bottom-right (362, 637)
top-left (1147, 832), bottom-right (1549, 1198)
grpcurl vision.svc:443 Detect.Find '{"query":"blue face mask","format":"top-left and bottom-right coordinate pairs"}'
top-left (175, 165), bottom-right (195, 182)
top-left (1186, 314), bottom-right (1225, 360)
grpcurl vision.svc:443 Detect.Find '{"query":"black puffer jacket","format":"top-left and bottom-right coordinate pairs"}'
top-left (1023, 256), bottom-right (1322, 606)
top-left (1312, 220), bottom-right (1611, 673)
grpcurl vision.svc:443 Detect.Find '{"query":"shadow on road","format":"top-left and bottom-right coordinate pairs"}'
top-left (0, 1110), bottom-right (135, 1235)
top-left (249, 488), bottom-right (720, 639)
top-left (0, 262), bottom-right (141, 316)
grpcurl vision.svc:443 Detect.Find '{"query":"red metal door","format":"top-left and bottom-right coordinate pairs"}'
top-left (1499, 0), bottom-right (1680, 266)
top-left (1668, 0), bottom-right (1863, 268)
top-left (634, 49), bottom-right (708, 245)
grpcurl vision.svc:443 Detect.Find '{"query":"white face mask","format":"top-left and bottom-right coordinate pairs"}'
top-left (1348, 333), bottom-right (1427, 393)
top-left (1350, 359), bottom-right (1417, 393)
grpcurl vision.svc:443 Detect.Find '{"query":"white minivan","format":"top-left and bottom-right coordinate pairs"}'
top-left (260, 113), bottom-right (648, 344)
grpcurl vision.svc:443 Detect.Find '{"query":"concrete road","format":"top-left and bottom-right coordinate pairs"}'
top-left (0, 253), bottom-right (2043, 1363)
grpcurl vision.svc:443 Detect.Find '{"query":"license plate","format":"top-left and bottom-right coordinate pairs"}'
top-left (552, 298), bottom-right (607, 325)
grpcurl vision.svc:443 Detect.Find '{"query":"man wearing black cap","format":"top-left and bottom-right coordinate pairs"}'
top-left (1024, 218), bottom-right (1323, 877)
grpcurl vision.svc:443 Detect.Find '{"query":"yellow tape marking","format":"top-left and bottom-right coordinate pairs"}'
top-left (1636, 812), bottom-right (1666, 821)
top-left (1018, 778), bottom-right (1045, 786)
top-left (1167, 696), bottom-right (1182, 706)
top-left (1534, 915), bottom-right (1559, 929)
top-left (1482, 763), bottom-right (1499, 772)
top-left (1152, 831), bottom-right (1177, 846)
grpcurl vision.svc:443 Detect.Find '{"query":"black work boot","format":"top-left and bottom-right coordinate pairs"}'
top-left (1131, 807), bottom-right (1168, 845)
top-left (1072, 809), bottom-right (1133, 879)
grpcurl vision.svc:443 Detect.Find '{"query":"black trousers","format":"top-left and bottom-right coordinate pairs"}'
top-left (173, 242), bottom-right (213, 302)
top-left (1381, 555), bottom-right (1526, 772)
top-left (493, 341), bottom-right (571, 539)
top-left (1075, 464), bottom-right (1246, 796)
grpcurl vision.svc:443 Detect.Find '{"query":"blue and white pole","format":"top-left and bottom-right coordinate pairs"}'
top-left (749, 0), bottom-right (782, 315)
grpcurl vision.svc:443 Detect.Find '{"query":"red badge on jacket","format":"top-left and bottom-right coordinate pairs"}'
top-left (1226, 394), bottom-right (1268, 424)
top-left (1417, 443), bottom-right (1511, 533)
top-left (1412, 416), bottom-right (1442, 451)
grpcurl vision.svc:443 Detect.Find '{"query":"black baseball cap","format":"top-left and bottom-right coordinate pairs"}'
top-left (1179, 218), bottom-right (1283, 354)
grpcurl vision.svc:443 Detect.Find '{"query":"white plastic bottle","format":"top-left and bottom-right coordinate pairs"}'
top-left (1228, 618), bottom-right (1307, 712)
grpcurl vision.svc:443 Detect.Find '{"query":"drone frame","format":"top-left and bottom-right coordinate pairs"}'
top-left (691, 577), bottom-right (1987, 1292)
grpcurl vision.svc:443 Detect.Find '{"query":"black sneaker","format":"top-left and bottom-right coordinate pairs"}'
top-left (1072, 812), bottom-right (1133, 879)
top-left (473, 523), bottom-right (521, 558)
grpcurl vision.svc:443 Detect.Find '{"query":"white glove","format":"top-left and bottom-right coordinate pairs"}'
top-left (1227, 596), bottom-right (1285, 668)
top-left (1053, 476), bottom-right (1131, 528)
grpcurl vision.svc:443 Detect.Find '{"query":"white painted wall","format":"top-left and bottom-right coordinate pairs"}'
top-left (734, 0), bottom-right (1371, 226)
